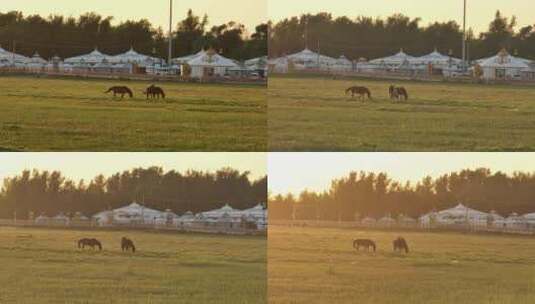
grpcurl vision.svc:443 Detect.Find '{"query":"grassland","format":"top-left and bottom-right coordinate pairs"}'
top-left (268, 225), bottom-right (535, 304)
top-left (0, 76), bottom-right (266, 151)
top-left (269, 75), bottom-right (535, 151)
top-left (0, 227), bottom-right (266, 304)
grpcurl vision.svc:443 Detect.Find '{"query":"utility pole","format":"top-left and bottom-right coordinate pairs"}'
top-left (462, 0), bottom-right (467, 70)
top-left (168, 0), bottom-right (173, 65)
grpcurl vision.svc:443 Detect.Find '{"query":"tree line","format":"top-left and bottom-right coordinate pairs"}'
top-left (269, 168), bottom-right (535, 221)
top-left (269, 11), bottom-right (535, 61)
top-left (0, 9), bottom-right (267, 61)
top-left (0, 167), bottom-right (267, 219)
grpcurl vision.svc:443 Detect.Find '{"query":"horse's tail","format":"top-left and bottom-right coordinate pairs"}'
top-left (77, 240), bottom-right (81, 248)
top-left (131, 243), bottom-right (136, 253)
top-left (97, 242), bottom-right (102, 251)
top-left (367, 89), bottom-right (372, 100)
top-left (126, 87), bottom-right (133, 98)
top-left (372, 242), bottom-right (376, 252)
top-left (160, 89), bottom-right (166, 99)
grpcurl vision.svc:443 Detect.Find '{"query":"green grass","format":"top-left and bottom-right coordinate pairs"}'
top-left (268, 75), bottom-right (535, 151)
top-left (0, 227), bottom-right (266, 303)
top-left (268, 225), bottom-right (535, 304)
top-left (0, 76), bottom-right (266, 151)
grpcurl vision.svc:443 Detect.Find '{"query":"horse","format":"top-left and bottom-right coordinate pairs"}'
top-left (143, 85), bottom-right (166, 100)
top-left (393, 237), bottom-right (409, 253)
top-left (121, 237), bottom-right (136, 253)
top-left (389, 85), bottom-right (409, 101)
top-left (77, 238), bottom-right (102, 251)
top-left (346, 86), bottom-right (372, 101)
top-left (353, 239), bottom-right (376, 252)
top-left (105, 86), bottom-right (133, 99)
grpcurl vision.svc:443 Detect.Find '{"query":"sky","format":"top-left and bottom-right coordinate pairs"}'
top-left (269, 0), bottom-right (534, 34)
top-left (0, 153), bottom-right (267, 182)
top-left (5, 0), bottom-right (267, 32)
top-left (269, 153), bottom-right (535, 196)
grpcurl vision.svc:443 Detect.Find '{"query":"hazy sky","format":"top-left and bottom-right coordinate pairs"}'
top-left (269, 0), bottom-right (534, 34)
top-left (0, 153), bottom-right (266, 182)
top-left (269, 153), bottom-right (535, 195)
top-left (5, 0), bottom-right (266, 32)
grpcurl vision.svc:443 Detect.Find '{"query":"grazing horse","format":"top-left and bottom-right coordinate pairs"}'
top-left (143, 85), bottom-right (166, 100)
top-left (105, 86), bottom-right (133, 99)
top-left (78, 238), bottom-right (102, 251)
top-left (121, 237), bottom-right (136, 253)
top-left (353, 239), bottom-right (376, 252)
top-left (389, 85), bottom-right (409, 101)
top-left (393, 237), bottom-right (409, 253)
top-left (346, 86), bottom-right (372, 101)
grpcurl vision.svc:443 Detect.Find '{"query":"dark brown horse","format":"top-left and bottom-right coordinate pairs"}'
top-left (121, 237), bottom-right (136, 253)
top-left (105, 86), bottom-right (133, 99)
top-left (353, 239), bottom-right (376, 252)
top-left (389, 85), bottom-right (408, 101)
top-left (393, 237), bottom-right (409, 253)
top-left (346, 86), bottom-right (372, 101)
top-left (143, 85), bottom-right (165, 100)
top-left (78, 238), bottom-right (102, 251)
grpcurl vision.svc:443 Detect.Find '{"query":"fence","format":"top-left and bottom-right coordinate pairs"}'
top-left (0, 219), bottom-right (266, 236)
top-left (270, 220), bottom-right (535, 236)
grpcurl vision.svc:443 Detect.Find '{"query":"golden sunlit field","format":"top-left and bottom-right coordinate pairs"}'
top-left (268, 225), bottom-right (535, 304)
top-left (269, 75), bottom-right (535, 151)
top-left (0, 76), bottom-right (266, 151)
top-left (0, 227), bottom-right (266, 304)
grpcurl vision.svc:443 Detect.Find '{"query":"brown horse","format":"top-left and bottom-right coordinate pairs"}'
top-left (105, 86), bottom-right (133, 99)
top-left (78, 238), bottom-right (102, 251)
top-left (121, 237), bottom-right (136, 253)
top-left (393, 237), bottom-right (409, 253)
top-left (389, 85), bottom-right (409, 101)
top-left (143, 85), bottom-right (166, 100)
top-left (346, 86), bottom-right (372, 101)
top-left (353, 239), bottom-right (376, 252)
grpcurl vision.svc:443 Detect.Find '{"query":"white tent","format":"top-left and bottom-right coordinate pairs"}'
top-left (369, 49), bottom-right (417, 67)
top-left (64, 48), bottom-right (112, 65)
top-left (93, 202), bottom-right (165, 225)
top-left (420, 204), bottom-right (490, 226)
top-left (286, 48), bottom-right (337, 70)
top-left (268, 57), bottom-right (290, 73)
top-left (172, 50), bottom-right (206, 64)
top-left (415, 49), bottom-right (462, 68)
top-left (333, 55), bottom-right (353, 72)
top-left (27, 52), bottom-right (47, 72)
top-left (378, 215), bottom-right (396, 227)
top-left (111, 47), bottom-right (161, 66)
top-left (0, 45), bottom-right (30, 65)
top-left (505, 212), bottom-right (527, 230)
top-left (241, 204), bottom-right (267, 229)
top-left (477, 49), bottom-right (530, 80)
top-left (186, 49), bottom-right (239, 78)
top-left (361, 216), bottom-right (377, 226)
top-left (174, 211), bottom-right (197, 228)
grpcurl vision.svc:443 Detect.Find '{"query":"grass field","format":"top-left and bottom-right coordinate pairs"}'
top-left (268, 225), bottom-right (535, 304)
top-left (269, 75), bottom-right (535, 151)
top-left (0, 76), bottom-right (266, 151)
top-left (0, 227), bottom-right (266, 304)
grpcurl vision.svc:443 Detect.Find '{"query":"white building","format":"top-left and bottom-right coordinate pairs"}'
top-left (414, 48), bottom-right (462, 70)
top-left (333, 55), bottom-right (353, 73)
top-left (0, 46), bottom-right (30, 65)
top-left (185, 49), bottom-right (239, 78)
top-left (286, 48), bottom-right (337, 71)
top-left (369, 49), bottom-right (417, 69)
top-left (93, 202), bottom-right (168, 226)
top-left (477, 49), bottom-right (530, 81)
top-left (110, 47), bottom-right (162, 67)
top-left (64, 48), bottom-right (113, 66)
top-left (419, 203), bottom-right (491, 227)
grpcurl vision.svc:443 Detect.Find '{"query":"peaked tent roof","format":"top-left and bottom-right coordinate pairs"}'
top-left (478, 49), bottom-right (530, 69)
top-left (64, 48), bottom-right (112, 64)
top-left (187, 50), bottom-right (239, 68)
top-left (111, 47), bottom-right (161, 64)
top-left (370, 49), bottom-right (417, 65)
top-left (0, 45), bottom-right (30, 63)
top-left (287, 48), bottom-right (337, 64)
top-left (415, 49), bottom-right (461, 64)
top-left (172, 50), bottom-right (206, 64)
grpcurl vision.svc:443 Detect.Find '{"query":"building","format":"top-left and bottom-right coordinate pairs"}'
top-left (477, 49), bottom-right (530, 81)
top-left (185, 49), bottom-right (239, 78)
top-left (419, 203), bottom-right (491, 227)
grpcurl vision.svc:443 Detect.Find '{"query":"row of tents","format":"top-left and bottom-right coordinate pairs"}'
top-left (268, 48), bottom-right (535, 81)
top-left (0, 46), bottom-right (267, 79)
top-left (359, 204), bottom-right (535, 230)
top-left (34, 202), bottom-right (267, 231)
